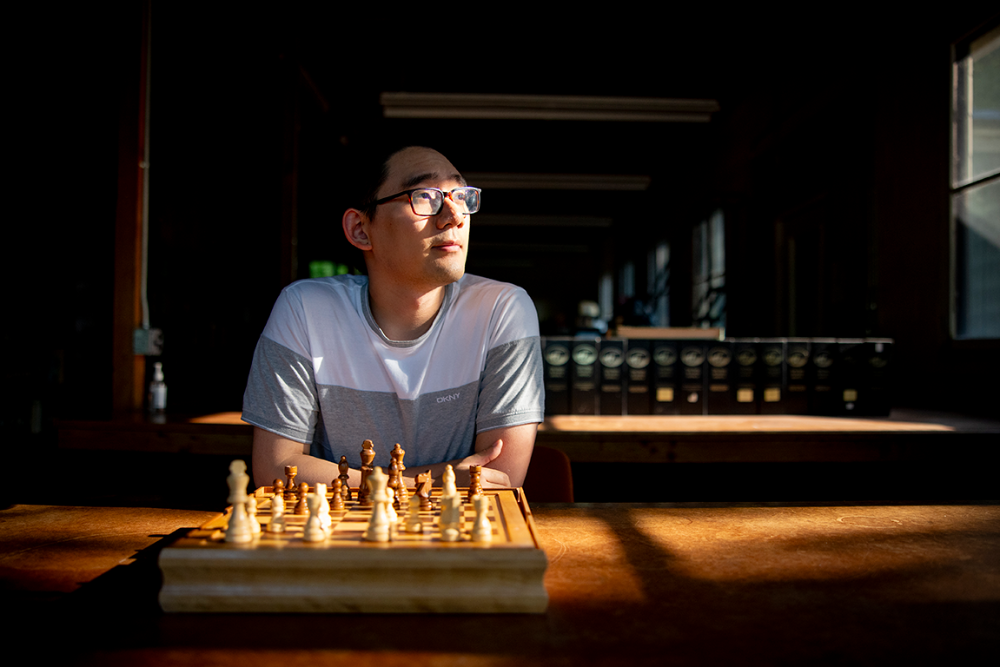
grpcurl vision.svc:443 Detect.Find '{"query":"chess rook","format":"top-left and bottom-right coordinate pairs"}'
top-left (467, 465), bottom-right (483, 502)
top-left (284, 465), bottom-right (298, 501)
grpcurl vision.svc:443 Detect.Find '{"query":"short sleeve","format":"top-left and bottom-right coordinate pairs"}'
top-left (241, 288), bottom-right (320, 444)
top-left (476, 288), bottom-right (545, 432)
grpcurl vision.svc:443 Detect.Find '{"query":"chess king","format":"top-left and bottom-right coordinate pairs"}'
top-left (243, 147), bottom-right (544, 491)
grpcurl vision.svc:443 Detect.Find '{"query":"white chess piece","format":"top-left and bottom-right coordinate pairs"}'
top-left (227, 460), bottom-right (250, 504)
top-left (225, 460), bottom-right (253, 543)
top-left (267, 493), bottom-right (286, 533)
top-left (246, 495), bottom-right (261, 536)
top-left (303, 492), bottom-right (327, 542)
top-left (442, 464), bottom-right (457, 500)
top-left (471, 494), bottom-right (492, 542)
top-left (439, 492), bottom-right (463, 542)
top-left (363, 467), bottom-right (390, 542)
top-left (225, 500), bottom-right (253, 543)
top-left (404, 492), bottom-right (423, 533)
top-left (386, 486), bottom-right (398, 537)
top-left (315, 482), bottom-right (332, 533)
top-left (438, 464), bottom-right (462, 541)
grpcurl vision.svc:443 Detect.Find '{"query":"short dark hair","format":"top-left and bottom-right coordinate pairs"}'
top-left (357, 152), bottom-right (394, 222)
top-left (354, 145), bottom-right (437, 222)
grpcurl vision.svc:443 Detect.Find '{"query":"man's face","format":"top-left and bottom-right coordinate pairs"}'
top-left (364, 147), bottom-right (471, 291)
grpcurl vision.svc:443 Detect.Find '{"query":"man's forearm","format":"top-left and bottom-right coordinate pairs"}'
top-left (254, 427), bottom-right (446, 490)
top-left (252, 427), bottom-right (359, 489)
top-left (252, 425), bottom-right (537, 491)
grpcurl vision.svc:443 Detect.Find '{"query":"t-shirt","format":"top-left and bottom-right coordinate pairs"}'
top-left (242, 274), bottom-right (544, 470)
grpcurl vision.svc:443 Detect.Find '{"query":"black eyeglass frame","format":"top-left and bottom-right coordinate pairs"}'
top-left (371, 187), bottom-right (481, 216)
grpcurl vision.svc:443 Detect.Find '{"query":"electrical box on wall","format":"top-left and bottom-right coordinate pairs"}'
top-left (133, 328), bottom-right (164, 355)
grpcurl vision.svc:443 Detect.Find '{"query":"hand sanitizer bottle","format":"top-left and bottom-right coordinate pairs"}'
top-left (149, 362), bottom-right (168, 413)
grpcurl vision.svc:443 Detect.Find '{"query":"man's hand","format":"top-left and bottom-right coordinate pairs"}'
top-left (470, 423), bottom-right (538, 488)
top-left (455, 439), bottom-right (509, 488)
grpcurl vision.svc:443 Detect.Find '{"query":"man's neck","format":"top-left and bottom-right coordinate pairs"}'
top-left (367, 278), bottom-right (449, 342)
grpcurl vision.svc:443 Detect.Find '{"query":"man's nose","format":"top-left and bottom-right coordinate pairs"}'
top-left (436, 196), bottom-right (466, 228)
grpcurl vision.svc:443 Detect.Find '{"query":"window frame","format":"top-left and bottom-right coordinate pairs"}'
top-left (950, 21), bottom-right (1000, 341)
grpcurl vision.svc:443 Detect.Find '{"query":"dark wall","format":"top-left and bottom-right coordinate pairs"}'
top-left (8, 6), bottom-right (998, 434)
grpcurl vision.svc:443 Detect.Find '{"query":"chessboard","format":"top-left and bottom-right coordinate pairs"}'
top-left (158, 485), bottom-right (548, 613)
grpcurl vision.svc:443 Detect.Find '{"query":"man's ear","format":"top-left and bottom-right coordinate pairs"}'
top-left (343, 208), bottom-right (372, 251)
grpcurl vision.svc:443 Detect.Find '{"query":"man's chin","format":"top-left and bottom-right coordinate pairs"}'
top-left (426, 260), bottom-right (466, 286)
top-left (438, 266), bottom-right (466, 285)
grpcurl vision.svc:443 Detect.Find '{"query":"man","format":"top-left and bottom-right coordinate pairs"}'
top-left (243, 147), bottom-right (544, 489)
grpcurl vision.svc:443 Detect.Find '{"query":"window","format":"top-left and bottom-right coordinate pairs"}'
top-left (648, 242), bottom-right (670, 326)
top-left (952, 23), bottom-right (1000, 339)
top-left (692, 210), bottom-right (726, 329)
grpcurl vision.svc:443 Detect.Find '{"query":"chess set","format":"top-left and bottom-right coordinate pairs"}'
top-left (158, 442), bottom-right (548, 614)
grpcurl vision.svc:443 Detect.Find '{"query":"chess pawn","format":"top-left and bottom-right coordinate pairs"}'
top-left (337, 456), bottom-right (351, 501)
top-left (294, 482), bottom-right (309, 515)
top-left (470, 494), bottom-right (492, 543)
top-left (386, 486), bottom-right (398, 538)
top-left (388, 459), bottom-right (400, 502)
top-left (302, 493), bottom-right (327, 542)
top-left (363, 467), bottom-right (390, 542)
top-left (315, 482), bottom-right (332, 533)
top-left (267, 493), bottom-right (286, 533)
top-left (439, 492), bottom-right (463, 542)
top-left (404, 492), bottom-right (423, 533)
top-left (331, 479), bottom-right (345, 511)
top-left (246, 495), bottom-right (261, 536)
top-left (272, 479), bottom-right (285, 499)
top-left (395, 482), bottom-right (408, 510)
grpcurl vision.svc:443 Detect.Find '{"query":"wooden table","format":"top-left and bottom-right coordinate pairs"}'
top-left (58, 409), bottom-right (1000, 463)
top-left (537, 410), bottom-right (1000, 463)
top-left (3, 502), bottom-right (998, 665)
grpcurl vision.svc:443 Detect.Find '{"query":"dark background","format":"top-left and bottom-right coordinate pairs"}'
top-left (6, 5), bottom-right (998, 448)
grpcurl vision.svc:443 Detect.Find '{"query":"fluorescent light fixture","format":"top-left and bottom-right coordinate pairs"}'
top-left (466, 173), bottom-right (651, 191)
top-left (472, 215), bottom-right (613, 228)
top-left (381, 93), bottom-right (720, 122)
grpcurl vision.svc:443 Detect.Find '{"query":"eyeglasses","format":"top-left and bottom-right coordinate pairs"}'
top-left (372, 187), bottom-right (481, 216)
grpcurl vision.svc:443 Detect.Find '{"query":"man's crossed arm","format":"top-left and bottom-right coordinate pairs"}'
top-left (251, 423), bottom-right (538, 490)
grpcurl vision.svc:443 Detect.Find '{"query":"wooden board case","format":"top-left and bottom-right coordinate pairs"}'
top-left (158, 487), bottom-right (548, 613)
